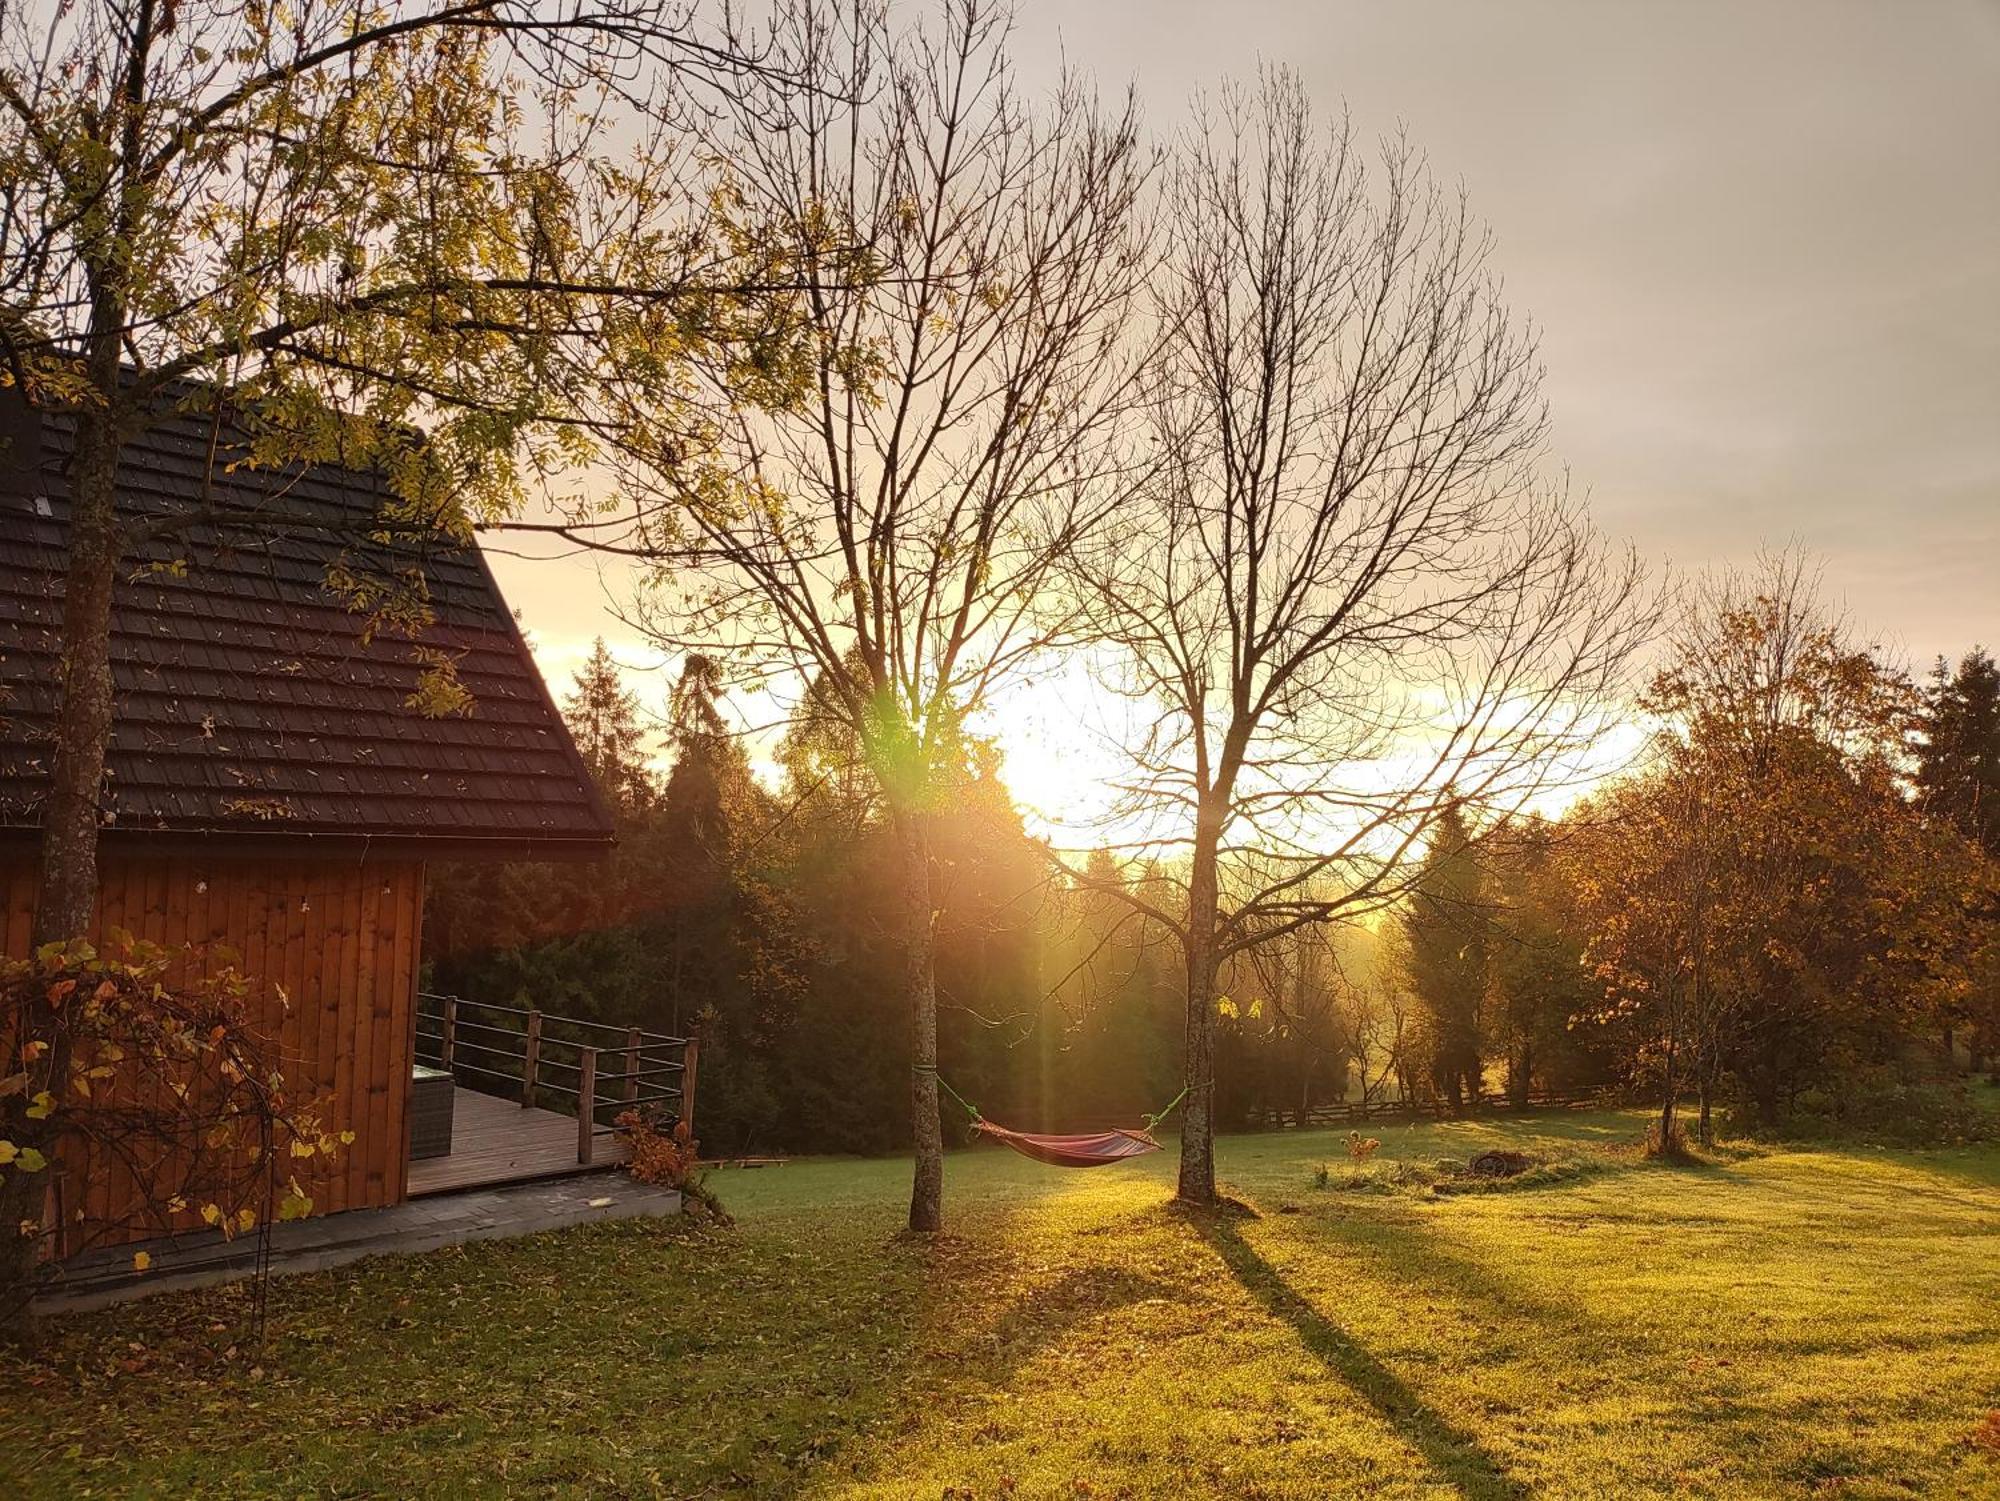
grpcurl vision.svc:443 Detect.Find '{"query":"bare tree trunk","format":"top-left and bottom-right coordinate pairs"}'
top-left (894, 809), bottom-right (944, 1233)
top-left (34, 415), bottom-right (122, 947)
top-left (4, 408), bottom-right (122, 1340)
top-left (1179, 926), bottom-right (1218, 1205)
top-left (1178, 806), bottom-right (1223, 1206)
top-left (1656, 1033), bottom-right (1680, 1154)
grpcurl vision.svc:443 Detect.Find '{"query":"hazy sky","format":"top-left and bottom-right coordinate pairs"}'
top-left (489, 0), bottom-right (1999, 732)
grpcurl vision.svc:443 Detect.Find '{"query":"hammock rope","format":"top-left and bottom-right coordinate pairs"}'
top-left (913, 1062), bottom-right (1186, 1169)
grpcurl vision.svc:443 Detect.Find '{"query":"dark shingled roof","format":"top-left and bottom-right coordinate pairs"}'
top-left (0, 398), bottom-right (615, 857)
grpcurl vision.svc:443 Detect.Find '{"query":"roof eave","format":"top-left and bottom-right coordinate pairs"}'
top-left (0, 826), bottom-right (618, 863)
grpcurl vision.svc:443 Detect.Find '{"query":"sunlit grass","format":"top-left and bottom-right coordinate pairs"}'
top-left (6, 1112), bottom-right (1997, 1498)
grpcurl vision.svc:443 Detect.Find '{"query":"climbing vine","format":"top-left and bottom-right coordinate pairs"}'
top-left (1, 933), bottom-right (343, 1331)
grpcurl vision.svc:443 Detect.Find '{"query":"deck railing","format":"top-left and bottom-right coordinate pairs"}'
top-left (413, 993), bottom-right (698, 1165)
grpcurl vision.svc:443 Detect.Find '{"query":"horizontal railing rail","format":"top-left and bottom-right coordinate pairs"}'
top-left (413, 992), bottom-right (699, 1166)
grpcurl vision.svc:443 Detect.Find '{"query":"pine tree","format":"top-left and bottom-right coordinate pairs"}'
top-left (564, 639), bottom-right (658, 816)
top-left (1918, 648), bottom-right (2000, 857)
top-left (1917, 649), bottom-right (2000, 1075)
top-left (1402, 803), bottom-right (1489, 1112)
top-left (661, 655), bottom-right (757, 877)
top-left (655, 654), bottom-right (763, 1037)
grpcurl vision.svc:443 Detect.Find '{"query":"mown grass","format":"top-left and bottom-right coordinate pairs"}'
top-left (5, 1111), bottom-right (1997, 1498)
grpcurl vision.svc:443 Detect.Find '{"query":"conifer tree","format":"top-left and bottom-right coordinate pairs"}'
top-left (1402, 804), bottom-right (1490, 1112)
top-left (1916, 648), bottom-right (2000, 1073)
top-left (1919, 648), bottom-right (2000, 857)
top-left (564, 640), bottom-right (659, 817)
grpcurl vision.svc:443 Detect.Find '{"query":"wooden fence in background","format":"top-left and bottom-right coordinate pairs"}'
top-left (1247, 1085), bottom-right (1620, 1131)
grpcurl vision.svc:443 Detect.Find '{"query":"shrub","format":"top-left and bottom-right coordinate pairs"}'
top-left (616, 1109), bottom-right (700, 1188)
top-left (1, 934), bottom-right (340, 1333)
top-left (1644, 1118), bottom-right (1692, 1160)
top-left (1750, 1076), bottom-right (1999, 1148)
top-left (1314, 1149), bottom-right (1609, 1199)
top-left (615, 1109), bottom-right (731, 1224)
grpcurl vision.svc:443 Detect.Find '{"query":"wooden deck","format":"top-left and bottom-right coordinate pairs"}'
top-left (406, 1086), bottom-right (629, 1198)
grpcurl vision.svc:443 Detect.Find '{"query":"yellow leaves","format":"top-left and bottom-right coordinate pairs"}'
top-left (132, 1250), bottom-right (152, 1273)
top-left (24, 1091), bottom-right (55, 1120)
top-left (237, 1207), bottom-right (257, 1233)
top-left (0, 1142), bottom-right (49, 1173)
top-left (290, 1137), bottom-right (318, 1159)
top-left (406, 648), bottom-right (477, 719)
top-left (200, 1203), bottom-right (223, 1227)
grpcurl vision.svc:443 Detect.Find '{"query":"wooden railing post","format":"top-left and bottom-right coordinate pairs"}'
top-left (440, 995), bottom-right (457, 1072)
top-left (624, 1025), bottom-right (643, 1106)
top-left (681, 1029), bottom-right (700, 1138)
top-left (577, 1046), bottom-right (598, 1164)
top-left (521, 1009), bottom-right (541, 1108)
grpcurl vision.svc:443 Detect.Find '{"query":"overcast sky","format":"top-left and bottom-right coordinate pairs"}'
top-left (490, 0), bottom-right (1999, 707)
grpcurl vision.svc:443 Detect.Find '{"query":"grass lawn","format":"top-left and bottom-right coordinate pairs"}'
top-left (5, 1110), bottom-right (1998, 1498)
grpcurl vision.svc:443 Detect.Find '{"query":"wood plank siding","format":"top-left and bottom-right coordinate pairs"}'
top-left (2, 852), bottom-right (424, 1250)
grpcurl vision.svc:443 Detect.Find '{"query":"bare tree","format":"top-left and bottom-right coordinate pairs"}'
top-left (1065, 72), bottom-right (1652, 1205)
top-left (580, 0), bottom-right (1149, 1231)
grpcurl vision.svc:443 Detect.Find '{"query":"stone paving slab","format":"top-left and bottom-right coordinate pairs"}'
top-left (34, 1171), bottom-right (680, 1315)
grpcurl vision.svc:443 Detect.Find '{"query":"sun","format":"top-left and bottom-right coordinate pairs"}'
top-left (977, 655), bottom-right (1157, 844)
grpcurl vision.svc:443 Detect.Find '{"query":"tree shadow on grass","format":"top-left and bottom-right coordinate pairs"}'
top-left (1192, 1209), bottom-right (1528, 1501)
top-left (1298, 1205), bottom-right (1595, 1335)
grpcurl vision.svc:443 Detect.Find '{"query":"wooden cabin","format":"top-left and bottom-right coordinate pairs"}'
top-left (0, 397), bottom-right (617, 1249)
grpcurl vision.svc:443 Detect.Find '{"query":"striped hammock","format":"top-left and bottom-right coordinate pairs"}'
top-left (972, 1119), bottom-right (1162, 1168)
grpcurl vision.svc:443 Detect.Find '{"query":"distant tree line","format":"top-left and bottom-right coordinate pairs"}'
top-left (425, 560), bottom-right (1999, 1158)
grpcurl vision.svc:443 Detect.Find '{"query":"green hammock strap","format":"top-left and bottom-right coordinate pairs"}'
top-left (913, 1062), bottom-right (982, 1125)
top-left (1142, 1086), bottom-right (1189, 1133)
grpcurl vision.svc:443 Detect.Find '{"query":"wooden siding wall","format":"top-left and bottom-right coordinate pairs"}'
top-left (2, 853), bottom-right (424, 1248)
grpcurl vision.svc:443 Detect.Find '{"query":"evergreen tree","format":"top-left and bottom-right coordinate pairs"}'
top-left (564, 639), bottom-right (659, 816)
top-left (1402, 804), bottom-right (1489, 1112)
top-left (1917, 649), bottom-right (2000, 1074)
top-left (1919, 648), bottom-right (2000, 857)
top-left (1485, 818), bottom-right (1615, 1105)
top-left (657, 655), bottom-right (759, 1034)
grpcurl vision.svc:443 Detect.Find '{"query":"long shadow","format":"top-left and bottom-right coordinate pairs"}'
top-left (1195, 1210), bottom-right (1527, 1501)
top-left (1302, 1203), bottom-right (1607, 1337)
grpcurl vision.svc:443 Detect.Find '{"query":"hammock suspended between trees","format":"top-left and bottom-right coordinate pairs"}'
top-left (972, 1120), bottom-right (1162, 1167)
top-left (926, 1067), bottom-right (1187, 1169)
